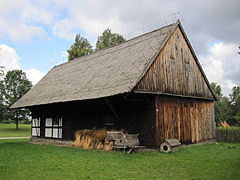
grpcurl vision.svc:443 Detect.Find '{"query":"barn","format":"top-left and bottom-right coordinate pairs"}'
top-left (12, 20), bottom-right (216, 147)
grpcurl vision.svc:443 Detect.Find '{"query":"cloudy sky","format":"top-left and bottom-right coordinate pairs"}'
top-left (0, 0), bottom-right (239, 95)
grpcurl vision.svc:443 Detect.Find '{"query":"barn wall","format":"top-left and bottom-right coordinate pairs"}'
top-left (135, 26), bottom-right (214, 99)
top-left (155, 95), bottom-right (215, 145)
top-left (30, 94), bottom-right (156, 147)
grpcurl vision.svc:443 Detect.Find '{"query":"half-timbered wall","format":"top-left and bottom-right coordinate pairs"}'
top-left (30, 94), bottom-right (156, 146)
top-left (135, 26), bottom-right (214, 99)
top-left (155, 95), bottom-right (215, 145)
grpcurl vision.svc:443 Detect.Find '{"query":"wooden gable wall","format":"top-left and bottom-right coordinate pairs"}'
top-left (135, 25), bottom-right (214, 100)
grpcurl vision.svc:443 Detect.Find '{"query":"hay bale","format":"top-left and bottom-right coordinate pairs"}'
top-left (72, 129), bottom-right (117, 151)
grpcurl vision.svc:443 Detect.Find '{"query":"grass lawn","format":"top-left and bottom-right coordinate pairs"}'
top-left (0, 123), bottom-right (31, 137)
top-left (0, 140), bottom-right (239, 180)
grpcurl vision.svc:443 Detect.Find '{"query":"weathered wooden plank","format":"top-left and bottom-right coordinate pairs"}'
top-left (155, 95), bottom-right (215, 145)
top-left (135, 26), bottom-right (214, 100)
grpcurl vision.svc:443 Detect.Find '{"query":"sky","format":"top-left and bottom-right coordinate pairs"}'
top-left (0, 0), bottom-right (239, 96)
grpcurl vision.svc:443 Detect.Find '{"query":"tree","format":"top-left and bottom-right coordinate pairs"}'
top-left (211, 82), bottom-right (224, 125)
top-left (67, 34), bottom-right (93, 61)
top-left (0, 83), bottom-right (6, 122)
top-left (96, 28), bottom-right (125, 50)
top-left (229, 86), bottom-right (240, 125)
top-left (0, 66), bottom-right (5, 122)
top-left (210, 82), bottom-right (231, 126)
top-left (211, 83), bottom-right (240, 126)
top-left (0, 66), bottom-right (4, 76)
top-left (0, 70), bottom-right (32, 129)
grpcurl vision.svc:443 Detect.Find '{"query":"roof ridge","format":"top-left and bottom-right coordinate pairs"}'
top-left (53, 22), bottom-right (176, 69)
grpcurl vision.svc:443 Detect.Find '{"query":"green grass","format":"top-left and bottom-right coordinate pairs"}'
top-left (0, 123), bottom-right (31, 137)
top-left (0, 140), bottom-right (239, 180)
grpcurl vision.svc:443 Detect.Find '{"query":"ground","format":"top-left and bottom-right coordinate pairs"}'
top-left (0, 124), bottom-right (239, 179)
top-left (0, 123), bottom-right (31, 137)
top-left (0, 139), bottom-right (239, 180)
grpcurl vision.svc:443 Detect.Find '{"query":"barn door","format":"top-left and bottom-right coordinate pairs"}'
top-left (180, 103), bottom-right (192, 144)
top-left (45, 118), bottom-right (62, 138)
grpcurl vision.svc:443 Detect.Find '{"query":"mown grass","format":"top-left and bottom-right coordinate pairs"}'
top-left (0, 123), bottom-right (31, 137)
top-left (0, 139), bottom-right (239, 180)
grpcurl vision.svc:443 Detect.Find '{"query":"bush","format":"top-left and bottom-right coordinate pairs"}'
top-left (22, 119), bottom-right (31, 124)
top-left (1, 119), bottom-right (15, 124)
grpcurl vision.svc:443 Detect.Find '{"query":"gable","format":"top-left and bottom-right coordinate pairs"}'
top-left (135, 25), bottom-right (216, 100)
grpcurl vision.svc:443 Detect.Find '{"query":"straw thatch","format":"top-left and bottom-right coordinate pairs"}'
top-left (12, 22), bottom-right (177, 108)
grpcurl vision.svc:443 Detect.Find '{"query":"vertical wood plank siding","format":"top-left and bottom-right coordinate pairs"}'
top-left (135, 26), bottom-right (214, 100)
top-left (155, 96), bottom-right (215, 145)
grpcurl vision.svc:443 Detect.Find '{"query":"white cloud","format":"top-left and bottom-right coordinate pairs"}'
top-left (0, 44), bottom-right (21, 71)
top-left (25, 69), bottom-right (45, 85)
top-left (0, 44), bottom-right (45, 84)
top-left (0, 0), bottom-right (48, 42)
top-left (200, 43), bottom-right (240, 96)
top-left (1, 0), bottom-right (239, 46)
top-left (52, 18), bottom-right (77, 40)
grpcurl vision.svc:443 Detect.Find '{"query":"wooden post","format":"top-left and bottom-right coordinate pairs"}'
top-left (104, 99), bottom-right (120, 120)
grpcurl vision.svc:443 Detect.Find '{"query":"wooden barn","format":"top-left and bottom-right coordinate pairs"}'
top-left (12, 21), bottom-right (216, 147)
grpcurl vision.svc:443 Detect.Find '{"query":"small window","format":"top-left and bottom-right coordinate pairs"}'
top-left (45, 118), bottom-right (62, 139)
top-left (53, 118), bottom-right (59, 127)
top-left (32, 118), bottom-right (40, 137)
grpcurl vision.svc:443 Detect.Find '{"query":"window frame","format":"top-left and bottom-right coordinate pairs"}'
top-left (32, 118), bottom-right (41, 137)
top-left (45, 117), bottom-right (63, 139)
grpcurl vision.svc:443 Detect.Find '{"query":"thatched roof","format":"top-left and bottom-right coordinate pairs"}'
top-left (12, 22), bottom-right (178, 108)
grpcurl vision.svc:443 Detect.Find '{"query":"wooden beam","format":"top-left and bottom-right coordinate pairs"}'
top-left (104, 99), bottom-right (120, 120)
top-left (134, 90), bottom-right (214, 101)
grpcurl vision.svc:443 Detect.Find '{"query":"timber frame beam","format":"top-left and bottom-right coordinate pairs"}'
top-left (104, 98), bottom-right (120, 120)
top-left (134, 90), bottom-right (215, 101)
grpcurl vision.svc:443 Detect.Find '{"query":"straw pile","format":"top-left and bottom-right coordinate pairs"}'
top-left (72, 129), bottom-right (113, 151)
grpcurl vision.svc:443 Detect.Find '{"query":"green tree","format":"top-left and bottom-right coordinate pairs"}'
top-left (0, 66), bottom-right (4, 76)
top-left (67, 34), bottom-right (93, 61)
top-left (211, 82), bottom-right (231, 126)
top-left (96, 28), bottom-right (125, 50)
top-left (211, 82), bottom-right (223, 125)
top-left (0, 66), bottom-right (5, 122)
top-left (0, 84), bottom-right (6, 122)
top-left (0, 70), bottom-right (32, 129)
top-left (229, 86), bottom-right (240, 125)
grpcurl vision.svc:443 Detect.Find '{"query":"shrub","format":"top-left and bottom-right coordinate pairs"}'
top-left (22, 119), bottom-right (31, 124)
top-left (1, 119), bottom-right (15, 124)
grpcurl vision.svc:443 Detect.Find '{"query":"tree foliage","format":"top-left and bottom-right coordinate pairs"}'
top-left (67, 34), bottom-right (93, 61)
top-left (96, 28), bottom-right (125, 50)
top-left (211, 82), bottom-right (240, 126)
top-left (0, 70), bottom-right (32, 129)
top-left (0, 66), bottom-right (4, 76)
top-left (229, 86), bottom-right (240, 124)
